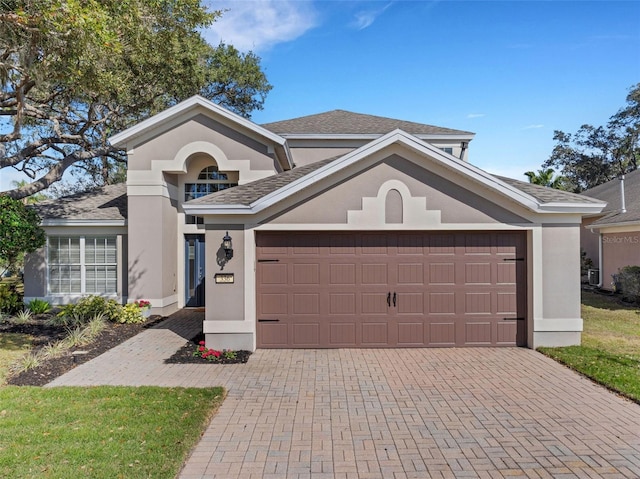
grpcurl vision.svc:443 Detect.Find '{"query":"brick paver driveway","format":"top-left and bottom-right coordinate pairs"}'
top-left (48, 314), bottom-right (640, 478)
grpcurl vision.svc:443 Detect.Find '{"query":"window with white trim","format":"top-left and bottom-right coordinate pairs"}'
top-left (185, 165), bottom-right (238, 224)
top-left (48, 236), bottom-right (117, 295)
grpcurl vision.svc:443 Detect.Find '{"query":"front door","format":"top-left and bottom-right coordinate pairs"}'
top-left (185, 235), bottom-right (205, 307)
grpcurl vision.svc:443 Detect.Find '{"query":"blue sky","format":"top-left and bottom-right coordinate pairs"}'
top-left (204, 0), bottom-right (640, 179)
top-left (1, 0), bottom-right (638, 191)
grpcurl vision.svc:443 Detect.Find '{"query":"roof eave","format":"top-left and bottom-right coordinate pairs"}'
top-left (41, 219), bottom-right (127, 227)
top-left (535, 203), bottom-right (607, 214)
top-left (277, 133), bottom-right (475, 141)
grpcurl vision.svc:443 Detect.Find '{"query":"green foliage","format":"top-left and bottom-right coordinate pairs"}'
top-left (616, 265), bottom-right (640, 303)
top-left (116, 303), bottom-right (146, 324)
top-left (57, 295), bottom-right (122, 324)
top-left (26, 298), bottom-right (51, 314)
top-left (580, 248), bottom-right (594, 277)
top-left (0, 196), bottom-right (46, 273)
top-left (0, 386), bottom-right (223, 479)
top-left (1, 0), bottom-right (272, 199)
top-left (0, 282), bottom-right (23, 314)
top-left (524, 168), bottom-right (567, 190)
top-left (544, 83), bottom-right (640, 192)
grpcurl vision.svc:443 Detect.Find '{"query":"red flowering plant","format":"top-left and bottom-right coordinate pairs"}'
top-left (134, 300), bottom-right (151, 309)
top-left (193, 340), bottom-right (238, 362)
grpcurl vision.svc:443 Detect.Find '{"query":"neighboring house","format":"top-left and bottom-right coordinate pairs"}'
top-left (24, 96), bottom-right (605, 350)
top-left (580, 169), bottom-right (640, 290)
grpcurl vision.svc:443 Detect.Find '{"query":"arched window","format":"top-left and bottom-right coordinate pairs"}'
top-left (184, 165), bottom-right (238, 202)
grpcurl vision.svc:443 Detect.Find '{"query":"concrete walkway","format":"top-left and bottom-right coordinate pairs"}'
top-left (48, 312), bottom-right (640, 479)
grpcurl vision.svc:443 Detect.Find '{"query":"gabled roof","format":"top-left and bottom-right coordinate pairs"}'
top-left (581, 168), bottom-right (640, 227)
top-left (109, 95), bottom-right (293, 170)
top-left (184, 129), bottom-right (605, 216)
top-left (262, 110), bottom-right (474, 139)
top-left (34, 183), bottom-right (127, 224)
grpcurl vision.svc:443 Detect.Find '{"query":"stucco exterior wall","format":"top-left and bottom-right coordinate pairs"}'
top-left (601, 231), bottom-right (640, 291)
top-left (289, 146), bottom-right (356, 166)
top-left (130, 114), bottom-right (280, 174)
top-left (127, 195), bottom-right (178, 314)
top-left (203, 225), bottom-right (253, 350)
top-left (270, 155), bottom-right (528, 225)
top-left (533, 224), bottom-right (583, 347)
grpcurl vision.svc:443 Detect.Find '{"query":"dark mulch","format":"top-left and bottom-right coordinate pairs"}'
top-left (3, 315), bottom-right (250, 387)
top-left (165, 332), bottom-right (252, 364)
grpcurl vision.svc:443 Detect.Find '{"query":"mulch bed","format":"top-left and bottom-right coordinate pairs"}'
top-left (165, 332), bottom-right (252, 364)
top-left (2, 315), bottom-right (250, 387)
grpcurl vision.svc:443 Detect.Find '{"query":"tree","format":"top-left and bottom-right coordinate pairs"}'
top-left (0, 196), bottom-right (45, 276)
top-left (10, 180), bottom-right (47, 204)
top-left (543, 83), bottom-right (640, 192)
top-left (0, 0), bottom-right (272, 200)
top-left (524, 168), bottom-right (567, 189)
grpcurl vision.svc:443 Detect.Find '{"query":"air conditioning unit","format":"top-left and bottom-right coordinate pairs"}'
top-left (588, 269), bottom-right (600, 286)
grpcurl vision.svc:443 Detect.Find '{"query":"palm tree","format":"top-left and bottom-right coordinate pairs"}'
top-left (524, 168), bottom-right (567, 189)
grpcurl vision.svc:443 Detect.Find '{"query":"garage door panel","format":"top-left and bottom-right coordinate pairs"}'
top-left (428, 322), bottom-right (456, 346)
top-left (330, 263), bottom-right (356, 284)
top-left (256, 231), bottom-right (527, 348)
top-left (429, 292), bottom-right (456, 314)
top-left (361, 293), bottom-right (389, 314)
top-left (259, 293), bottom-right (288, 315)
top-left (429, 262), bottom-right (455, 284)
top-left (361, 263), bottom-right (388, 284)
top-left (329, 322), bottom-right (356, 346)
top-left (465, 321), bottom-right (492, 344)
top-left (258, 323), bottom-right (289, 346)
top-left (293, 263), bottom-right (319, 284)
top-left (259, 263), bottom-right (288, 284)
top-left (361, 322), bottom-right (389, 345)
top-left (293, 293), bottom-right (319, 314)
top-left (330, 293), bottom-right (356, 314)
top-left (293, 323), bottom-right (320, 346)
top-left (465, 292), bottom-right (492, 315)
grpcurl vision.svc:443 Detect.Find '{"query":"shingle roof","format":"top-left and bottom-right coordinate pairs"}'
top-left (189, 158), bottom-right (603, 209)
top-left (262, 110), bottom-right (473, 136)
top-left (581, 168), bottom-right (640, 226)
top-left (34, 183), bottom-right (127, 221)
top-left (495, 176), bottom-right (605, 205)
top-left (187, 158), bottom-right (336, 206)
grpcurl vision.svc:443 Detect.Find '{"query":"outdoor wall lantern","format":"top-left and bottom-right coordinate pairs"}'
top-left (222, 231), bottom-right (233, 260)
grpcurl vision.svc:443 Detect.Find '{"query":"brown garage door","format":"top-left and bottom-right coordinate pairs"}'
top-left (256, 231), bottom-right (526, 348)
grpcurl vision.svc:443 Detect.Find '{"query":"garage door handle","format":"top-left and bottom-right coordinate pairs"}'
top-left (502, 317), bottom-right (525, 321)
top-left (387, 292), bottom-right (391, 307)
top-left (393, 292), bottom-right (396, 307)
top-left (258, 319), bottom-right (280, 322)
top-left (258, 259), bottom-right (280, 263)
top-left (503, 258), bottom-right (525, 262)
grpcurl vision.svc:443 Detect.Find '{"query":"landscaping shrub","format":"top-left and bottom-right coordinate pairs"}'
top-left (616, 265), bottom-right (640, 303)
top-left (116, 303), bottom-right (146, 324)
top-left (0, 282), bottom-right (23, 314)
top-left (57, 295), bottom-right (123, 324)
top-left (26, 298), bottom-right (51, 314)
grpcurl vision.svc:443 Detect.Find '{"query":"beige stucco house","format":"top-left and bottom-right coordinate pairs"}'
top-left (580, 169), bottom-right (640, 290)
top-left (24, 96), bottom-right (605, 350)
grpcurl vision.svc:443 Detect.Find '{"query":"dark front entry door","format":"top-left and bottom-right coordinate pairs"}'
top-left (185, 235), bottom-right (205, 307)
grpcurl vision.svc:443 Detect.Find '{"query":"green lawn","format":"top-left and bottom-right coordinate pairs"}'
top-left (0, 386), bottom-right (224, 479)
top-left (0, 333), bottom-right (32, 385)
top-left (539, 291), bottom-right (640, 403)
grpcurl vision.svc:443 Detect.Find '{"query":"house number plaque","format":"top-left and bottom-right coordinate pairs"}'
top-left (214, 273), bottom-right (234, 284)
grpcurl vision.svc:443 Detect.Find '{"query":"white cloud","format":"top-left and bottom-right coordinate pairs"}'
top-left (523, 124), bottom-right (544, 130)
top-left (351, 2), bottom-right (393, 30)
top-left (466, 113), bottom-right (485, 119)
top-left (202, 1), bottom-right (317, 52)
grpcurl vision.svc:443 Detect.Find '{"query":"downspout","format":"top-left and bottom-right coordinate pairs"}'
top-left (619, 175), bottom-right (627, 213)
top-left (589, 227), bottom-right (603, 288)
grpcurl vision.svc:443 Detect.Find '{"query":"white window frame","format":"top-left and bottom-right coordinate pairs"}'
top-left (47, 236), bottom-right (118, 296)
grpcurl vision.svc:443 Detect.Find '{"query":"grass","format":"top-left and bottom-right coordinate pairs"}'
top-left (0, 333), bottom-right (32, 385)
top-left (539, 290), bottom-right (640, 403)
top-left (0, 386), bottom-right (224, 479)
